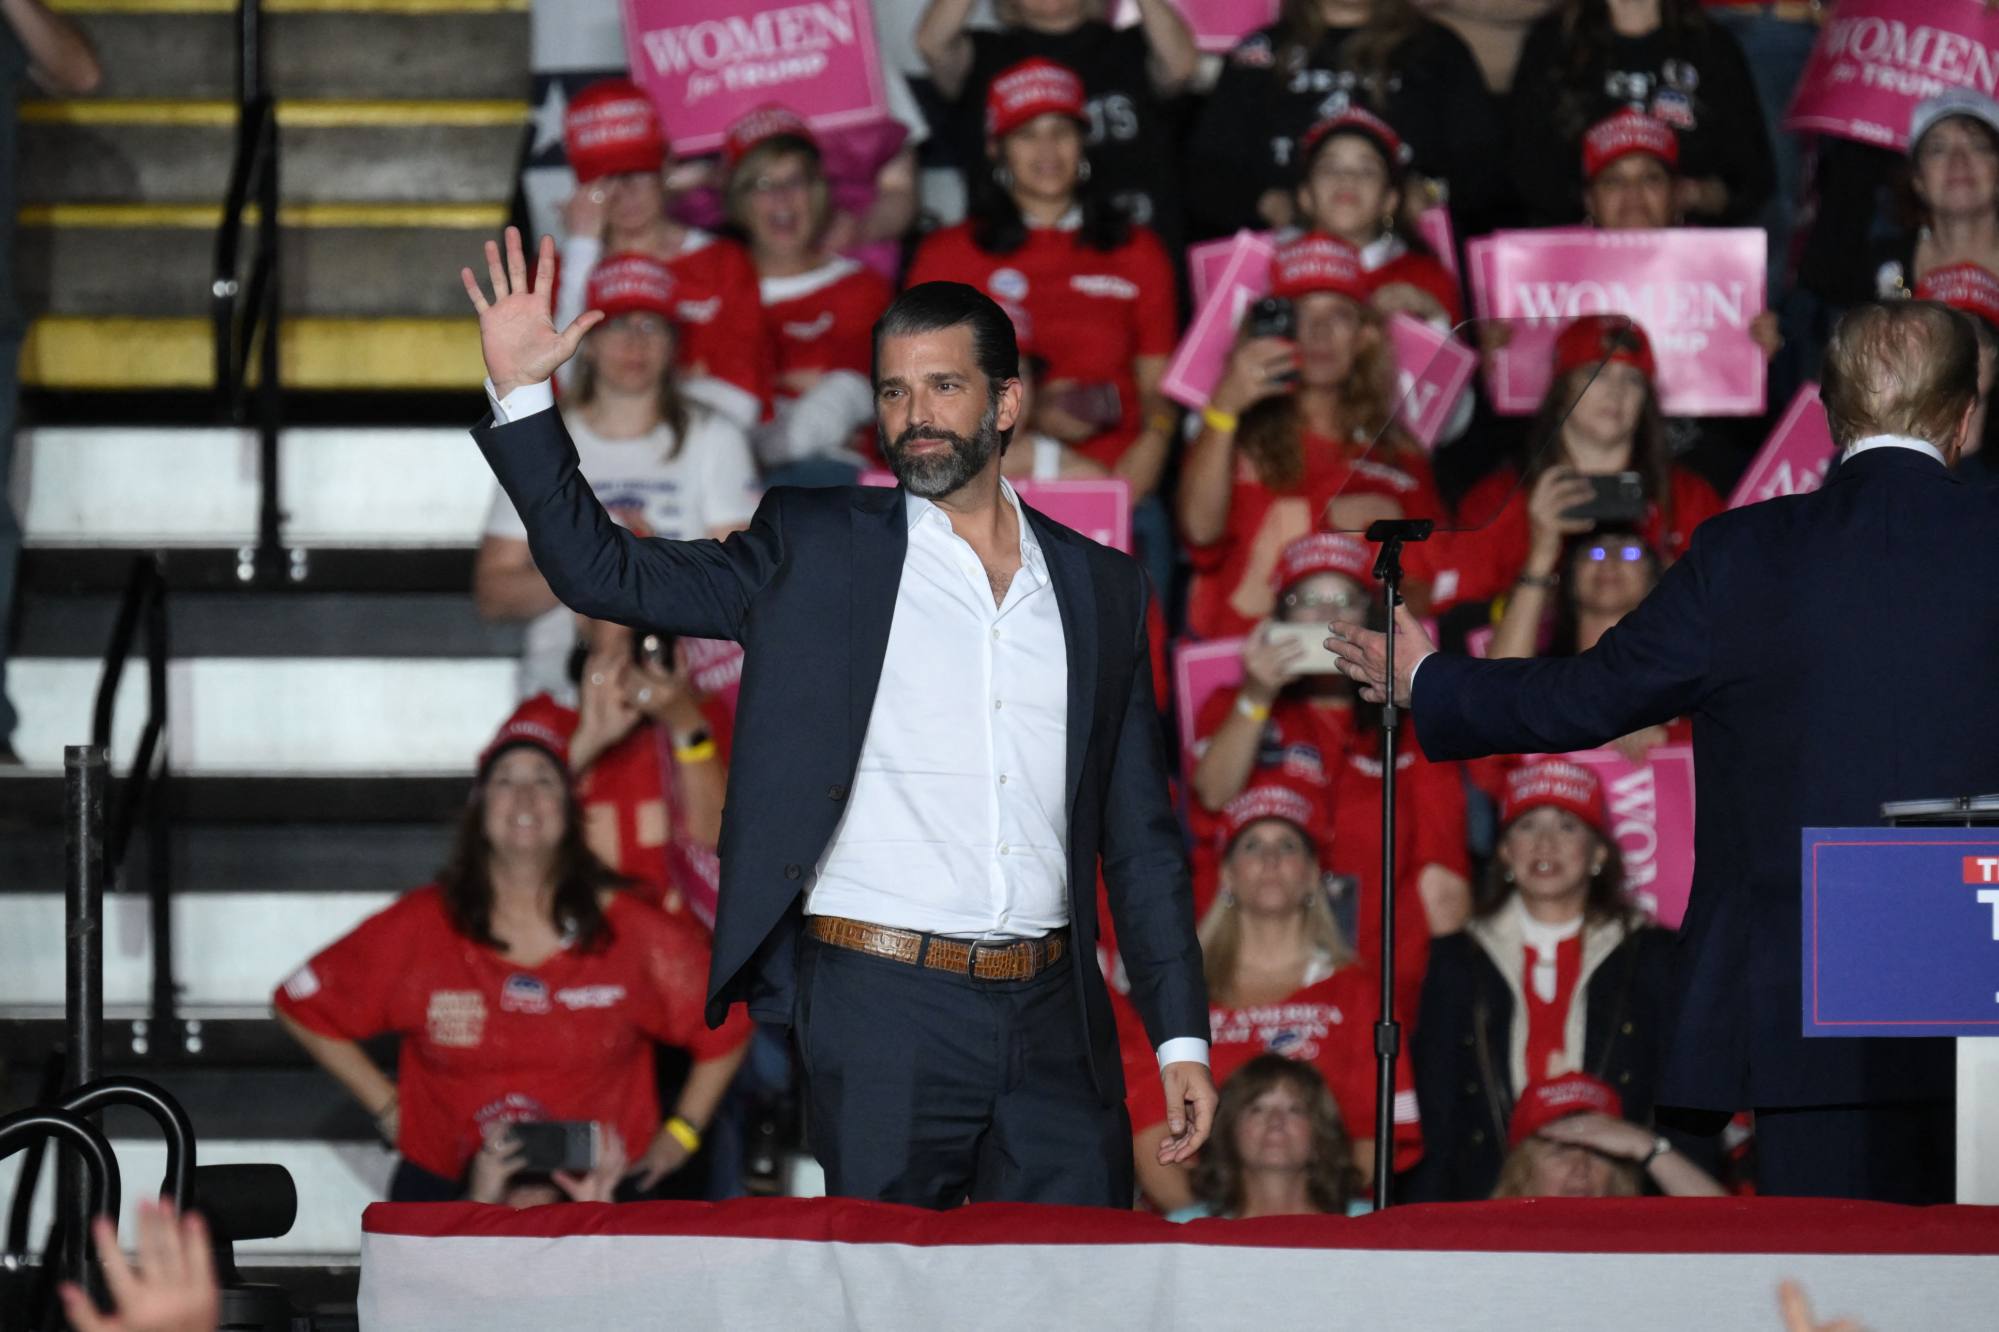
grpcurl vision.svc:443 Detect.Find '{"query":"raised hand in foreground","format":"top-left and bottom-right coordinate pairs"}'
top-left (60, 1200), bottom-right (219, 1332)
top-left (459, 226), bottom-right (604, 399)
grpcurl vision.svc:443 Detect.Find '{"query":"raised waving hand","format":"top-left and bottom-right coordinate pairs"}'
top-left (460, 226), bottom-right (604, 398)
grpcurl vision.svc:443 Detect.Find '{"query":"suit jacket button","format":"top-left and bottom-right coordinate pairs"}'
top-left (1464, 1081), bottom-right (1479, 1095)
top-left (784, 864), bottom-right (802, 880)
top-left (827, 785), bottom-right (847, 801)
top-left (1621, 1021), bottom-right (1635, 1035)
top-left (1470, 1130), bottom-right (1486, 1145)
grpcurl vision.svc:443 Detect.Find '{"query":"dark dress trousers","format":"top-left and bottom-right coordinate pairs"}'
top-left (1411, 446), bottom-right (1999, 1199)
top-left (473, 409), bottom-right (1209, 1157)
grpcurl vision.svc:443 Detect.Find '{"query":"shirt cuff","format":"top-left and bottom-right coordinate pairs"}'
top-left (1156, 1037), bottom-right (1210, 1070)
top-left (1408, 650), bottom-right (1434, 695)
top-left (484, 377), bottom-right (555, 425)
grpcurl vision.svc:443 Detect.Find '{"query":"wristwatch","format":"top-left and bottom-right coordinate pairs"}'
top-left (1641, 1134), bottom-right (1673, 1166)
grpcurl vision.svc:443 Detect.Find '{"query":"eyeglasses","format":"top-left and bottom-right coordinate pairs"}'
top-left (1582, 544), bottom-right (1647, 564)
top-left (747, 171), bottom-right (814, 196)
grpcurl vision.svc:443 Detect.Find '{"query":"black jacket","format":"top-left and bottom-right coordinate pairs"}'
top-left (473, 407), bottom-right (1210, 1103)
top-left (1409, 919), bottom-right (1677, 1202)
top-left (1415, 447), bottom-right (1996, 1111)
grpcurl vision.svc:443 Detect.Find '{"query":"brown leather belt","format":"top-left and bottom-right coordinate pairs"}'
top-left (807, 915), bottom-right (1068, 982)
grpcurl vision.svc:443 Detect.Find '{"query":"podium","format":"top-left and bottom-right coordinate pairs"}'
top-left (1803, 824), bottom-right (1999, 1203)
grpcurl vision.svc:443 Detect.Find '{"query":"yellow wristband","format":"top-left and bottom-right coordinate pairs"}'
top-left (1235, 695), bottom-right (1271, 723)
top-left (1201, 405), bottom-right (1239, 435)
top-left (664, 1115), bottom-right (702, 1153)
top-left (673, 739), bottom-right (717, 764)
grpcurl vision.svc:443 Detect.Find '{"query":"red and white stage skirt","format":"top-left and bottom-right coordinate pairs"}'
top-left (360, 1196), bottom-right (1999, 1329)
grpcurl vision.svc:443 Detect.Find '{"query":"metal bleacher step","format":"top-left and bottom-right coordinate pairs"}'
top-left (19, 424), bottom-right (498, 545)
top-left (0, 889), bottom-right (397, 1011)
top-left (20, 314), bottom-right (486, 389)
top-left (8, 655), bottom-right (517, 773)
top-left (21, 98), bottom-right (527, 206)
top-left (69, 0), bottom-right (529, 103)
top-left (20, 202), bottom-right (507, 318)
top-left (0, 821), bottom-right (453, 896)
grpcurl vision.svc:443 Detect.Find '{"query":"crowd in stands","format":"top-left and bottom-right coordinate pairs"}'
top-left (275, 0), bottom-right (1998, 1211)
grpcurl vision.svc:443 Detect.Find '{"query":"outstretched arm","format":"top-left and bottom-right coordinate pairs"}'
top-left (1328, 531), bottom-right (1716, 762)
top-left (463, 228), bottom-right (786, 640)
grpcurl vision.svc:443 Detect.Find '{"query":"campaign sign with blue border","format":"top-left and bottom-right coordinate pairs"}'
top-left (1803, 829), bottom-right (1999, 1037)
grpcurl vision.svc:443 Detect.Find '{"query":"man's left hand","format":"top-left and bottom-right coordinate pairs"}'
top-left (1156, 1062), bottom-right (1218, 1164)
top-left (1326, 603), bottom-right (1435, 707)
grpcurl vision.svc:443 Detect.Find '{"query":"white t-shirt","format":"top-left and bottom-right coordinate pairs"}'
top-left (485, 406), bottom-right (761, 700)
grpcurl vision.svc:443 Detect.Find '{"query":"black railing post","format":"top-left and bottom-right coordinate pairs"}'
top-left (144, 575), bottom-right (176, 1047)
top-left (62, 746), bottom-right (107, 1294)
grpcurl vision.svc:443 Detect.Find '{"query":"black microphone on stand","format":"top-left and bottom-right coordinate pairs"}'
top-left (1364, 516), bottom-right (1432, 1212)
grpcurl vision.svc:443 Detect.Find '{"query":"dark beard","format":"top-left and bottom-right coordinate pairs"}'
top-left (880, 400), bottom-right (1001, 499)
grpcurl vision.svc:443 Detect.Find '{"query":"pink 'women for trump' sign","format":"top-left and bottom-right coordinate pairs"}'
top-left (1386, 313), bottom-right (1477, 452)
top-left (1468, 228), bottom-right (1768, 416)
top-left (1172, 637), bottom-right (1246, 781)
top-left (858, 473), bottom-right (1133, 552)
top-left (622, 0), bottom-right (891, 156)
top-left (1168, 232), bottom-right (1475, 447)
top-left (1546, 746), bottom-right (1697, 929)
top-left (1787, 0), bottom-right (1999, 150)
top-left (1730, 382), bottom-right (1836, 509)
top-left (1163, 231), bottom-right (1277, 412)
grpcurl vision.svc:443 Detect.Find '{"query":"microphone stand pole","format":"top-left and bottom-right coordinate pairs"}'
top-left (1364, 517), bottom-right (1432, 1211)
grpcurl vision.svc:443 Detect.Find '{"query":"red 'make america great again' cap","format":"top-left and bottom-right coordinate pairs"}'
top-left (1500, 758), bottom-right (1609, 837)
top-left (565, 79), bottom-right (668, 184)
top-left (1582, 109), bottom-right (1678, 181)
top-left (985, 58), bottom-right (1087, 140)
top-left (586, 252), bottom-right (678, 323)
top-left (1509, 1072), bottom-right (1624, 1147)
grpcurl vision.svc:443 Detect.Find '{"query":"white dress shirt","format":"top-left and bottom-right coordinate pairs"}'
top-left (486, 379), bottom-right (1208, 1068)
top-left (808, 483), bottom-right (1072, 938)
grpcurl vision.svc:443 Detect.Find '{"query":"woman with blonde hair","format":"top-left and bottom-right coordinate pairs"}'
top-left (1490, 1073), bottom-right (1722, 1199)
top-left (1176, 1054), bottom-right (1363, 1220)
top-left (1129, 780), bottom-right (1420, 1211)
top-left (1179, 233), bottom-right (1445, 641)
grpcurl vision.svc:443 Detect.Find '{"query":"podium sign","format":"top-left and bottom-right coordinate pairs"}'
top-left (1802, 829), bottom-right (1999, 1037)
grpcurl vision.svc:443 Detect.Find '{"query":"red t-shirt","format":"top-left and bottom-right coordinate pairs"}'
top-left (1122, 967), bottom-right (1422, 1173)
top-left (762, 257), bottom-right (892, 465)
top-left (273, 886), bottom-right (750, 1180)
top-left (1183, 436), bottom-right (1443, 641)
top-left (666, 232), bottom-right (774, 420)
top-left (904, 221), bottom-right (1178, 469)
top-left (1191, 695), bottom-right (1469, 1013)
top-left (1417, 464), bottom-right (1724, 613)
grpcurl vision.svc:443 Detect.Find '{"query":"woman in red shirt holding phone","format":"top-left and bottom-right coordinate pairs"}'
top-left (273, 711), bottom-right (750, 1201)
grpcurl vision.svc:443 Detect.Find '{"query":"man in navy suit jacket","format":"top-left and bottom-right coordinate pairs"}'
top-left (1330, 300), bottom-right (1999, 1201)
top-left (459, 231), bottom-right (1214, 1207)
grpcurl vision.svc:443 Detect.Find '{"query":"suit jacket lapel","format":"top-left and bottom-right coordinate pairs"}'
top-left (1031, 509), bottom-right (1098, 816)
top-left (848, 487), bottom-right (907, 771)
